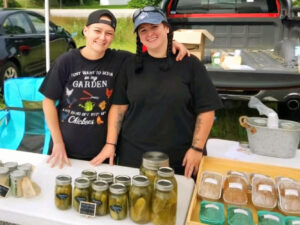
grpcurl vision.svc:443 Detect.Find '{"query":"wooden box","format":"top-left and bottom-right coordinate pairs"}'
top-left (186, 156), bottom-right (300, 225)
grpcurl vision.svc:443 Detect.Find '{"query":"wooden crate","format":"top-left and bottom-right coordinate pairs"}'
top-left (186, 156), bottom-right (300, 225)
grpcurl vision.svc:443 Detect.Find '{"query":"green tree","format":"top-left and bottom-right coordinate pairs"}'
top-left (294, 0), bottom-right (300, 6)
top-left (128, 0), bottom-right (161, 8)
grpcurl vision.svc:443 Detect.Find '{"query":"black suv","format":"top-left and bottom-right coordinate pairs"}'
top-left (0, 9), bottom-right (76, 91)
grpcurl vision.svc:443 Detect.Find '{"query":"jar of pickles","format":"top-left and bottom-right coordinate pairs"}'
top-left (129, 175), bottom-right (152, 224)
top-left (73, 177), bottom-right (90, 212)
top-left (152, 179), bottom-right (177, 225)
top-left (140, 152), bottom-right (169, 185)
top-left (91, 180), bottom-right (109, 216)
top-left (98, 172), bottom-right (114, 185)
top-left (115, 175), bottom-right (131, 191)
top-left (81, 169), bottom-right (97, 183)
top-left (0, 167), bottom-right (9, 187)
top-left (109, 183), bottom-right (127, 220)
top-left (156, 167), bottom-right (177, 194)
top-left (55, 175), bottom-right (72, 210)
top-left (10, 170), bottom-right (26, 197)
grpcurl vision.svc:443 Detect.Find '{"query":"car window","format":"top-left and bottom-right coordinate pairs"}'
top-left (3, 13), bottom-right (32, 34)
top-left (174, 0), bottom-right (277, 14)
top-left (28, 14), bottom-right (45, 33)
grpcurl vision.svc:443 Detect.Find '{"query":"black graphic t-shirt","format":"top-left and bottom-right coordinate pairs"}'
top-left (39, 48), bottom-right (131, 159)
top-left (112, 53), bottom-right (223, 174)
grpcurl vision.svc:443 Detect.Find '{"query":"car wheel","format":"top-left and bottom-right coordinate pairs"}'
top-left (0, 61), bottom-right (19, 92)
top-left (278, 101), bottom-right (300, 122)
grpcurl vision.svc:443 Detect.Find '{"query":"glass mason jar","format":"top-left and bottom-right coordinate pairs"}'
top-left (129, 175), bottom-right (152, 224)
top-left (152, 179), bottom-right (177, 225)
top-left (55, 175), bottom-right (72, 210)
top-left (0, 167), bottom-right (9, 187)
top-left (81, 169), bottom-right (97, 183)
top-left (115, 175), bottom-right (131, 191)
top-left (73, 177), bottom-right (90, 212)
top-left (109, 183), bottom-right (127, 220)
top-left (10, 170), bottom-right (26, 197)
top-left (17, 163), bottom-right (32, 178)
top-left (98, 172), bottom-right (114, 185)
top-left (140, 152), bottom-right (169, 185)
top-left (91, 180), bottom-right (109, 216)
top-left (155, 167), bottom-right (177, 194)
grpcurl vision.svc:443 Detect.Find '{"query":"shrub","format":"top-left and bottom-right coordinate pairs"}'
top-left (128, 0), bottom-right (161, 8)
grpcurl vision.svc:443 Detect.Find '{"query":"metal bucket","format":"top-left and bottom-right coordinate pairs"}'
top-left (239, 116), bottom-right (300, 158)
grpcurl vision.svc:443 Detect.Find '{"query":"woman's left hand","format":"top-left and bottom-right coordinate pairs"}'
top-left (172, 40), bottom-right (191, 61)
top-left (182, 148), bottom-right (203, 178)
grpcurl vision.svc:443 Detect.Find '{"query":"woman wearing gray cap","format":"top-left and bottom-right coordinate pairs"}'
top-left (92, 7), bottom-right (223, 178)
top-left (39, 9), bottom-right (188, 169)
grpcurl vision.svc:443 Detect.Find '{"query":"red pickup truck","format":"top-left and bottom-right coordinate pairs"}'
top-left (161, 0), bottom-right (300, 121)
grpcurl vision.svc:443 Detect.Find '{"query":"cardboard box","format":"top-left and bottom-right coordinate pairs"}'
top-left (173, 29), bottom-right (214, 61)
top-left (186, 156), bottom-right (300, 225)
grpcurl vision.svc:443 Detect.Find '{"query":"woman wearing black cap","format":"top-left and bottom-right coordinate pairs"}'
top-left (92, 7), bottom-right (223, 178)
top-left (39, 9), bottom-right (188, 169)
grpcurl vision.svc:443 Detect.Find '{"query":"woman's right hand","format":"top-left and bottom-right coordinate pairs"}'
top-left (46, 142), bottom-right (71, 168)
top-left (90, 144), bottom-right (115, 166)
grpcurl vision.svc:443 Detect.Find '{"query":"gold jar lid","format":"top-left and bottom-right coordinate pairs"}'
top-left (56, 175), bottom-right (72, 185)
top-left (142, 151), bottom-right (169, 171)
top-left (155, 179), bottom-right (173, 192)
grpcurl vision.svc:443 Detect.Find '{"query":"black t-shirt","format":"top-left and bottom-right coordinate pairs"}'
top-left (39, 48), bottom-right (131, 159)
top-left (112, 53), bottom-right (223, 174)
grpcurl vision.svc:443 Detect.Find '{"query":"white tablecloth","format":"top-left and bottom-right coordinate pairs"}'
top-left (207, 138), bottom-right (300, 169)
top-left (0, 149), bottom-right (194, 225)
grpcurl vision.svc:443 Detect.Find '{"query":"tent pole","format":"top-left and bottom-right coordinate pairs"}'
top-left (45, 0), bottom-right (50, 72)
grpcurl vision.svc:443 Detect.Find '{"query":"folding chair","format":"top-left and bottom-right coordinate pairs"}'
top-left (0, 77), bottom-right (50, 154)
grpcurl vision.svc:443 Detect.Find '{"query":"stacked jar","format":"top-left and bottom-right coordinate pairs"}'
top-left (98, 172), bottom-right (114, 185)
top-left (140, 152), bottom-right (169, 186)
top-left (129, 175), bottom-right (152, 224)
top-left (155, 167), bottom-right (177, 194)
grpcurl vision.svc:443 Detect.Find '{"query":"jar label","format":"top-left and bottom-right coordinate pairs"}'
top-left (229, 182), bottom-right (242, 190)
top-left (264, 214), bottom-right (279, 222)
top-left (285, 189), bottom-right (299, 197)
top-left (75, 196), bottom-right (87, 203)
top-left (56, 194), bottom-right (69, 200)
top-left (234, 209), bottom-right (248, 216)
top-left (258, 184), bottom-right (272, 192)
top-left (110, 205), bottom-right (122, 213)
top-left (204, 178), bottom-right (217, 185)
top-left (92, 199), bottom-right (102, 206)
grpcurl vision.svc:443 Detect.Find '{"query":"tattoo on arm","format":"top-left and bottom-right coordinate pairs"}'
top-left (116, 111), bottom-right (125, 133)
top-left (192, 116), bottom-right (202, 146)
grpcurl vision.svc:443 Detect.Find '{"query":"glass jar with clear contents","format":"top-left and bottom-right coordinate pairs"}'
top-left (98, 172), bottom-right (114, 185)
top-left (129, 175), bottom-right (151, 224)
top-left (0, 167), bottom-right (9, 187)
top-left (152, 179), bottom-right (177, 225)
top-left (91, 180), bottom-right (109, 216)
top-left (155, 167), bottom-right (177, 194)
top-left (17, 163), bottom-right (32, 178)
top-left (55, 175), bottom-right (72, 210)
top-left (140, 152), bottom-right (169, 185)
top-left (109, 183), bottom-right (127, 220)
top-left (10, 170), bottom-right (26, 197)
top-left (73, 177), bottom-right (90, 212)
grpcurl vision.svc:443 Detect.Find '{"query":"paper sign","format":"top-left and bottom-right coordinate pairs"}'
top-left (79, 201), bottom-right (96, 217)
top-left (0, 185), bottom-right (9, 198)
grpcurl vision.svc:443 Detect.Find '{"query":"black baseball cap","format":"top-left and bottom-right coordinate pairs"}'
top-left (86, 9), bottom-right (117, 30)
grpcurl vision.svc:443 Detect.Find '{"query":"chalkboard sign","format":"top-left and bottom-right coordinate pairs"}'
top-left (0, 185), bottom-right (9, 197)
top-left (79, 201), bottom-right (96, 217)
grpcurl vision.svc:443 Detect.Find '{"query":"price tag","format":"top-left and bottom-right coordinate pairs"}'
top-left (79, 201), bottom-right (96, 217)
top-left (0, 185), bottom-right (10, 198)
top-left (295, 46), bottom-right (300, 57)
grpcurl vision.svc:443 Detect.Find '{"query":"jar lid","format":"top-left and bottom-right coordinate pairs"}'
top-left (142, 151), bottom-right (169, 171)
top-left (155, 179), bottom-right (173, 191)
top-left (75, 177), bottom-right (90, 188)
top-left (81, 169), bottom-right (97, 181)
top-left (92, 180), bottom-right (109, 191)
top-left (109, 183), bottom-right (127, 195)
top-left (4, 162), bottom-right (18, 171)
top-left (17, 163), bottom-right (32, 172)
top-left (10, 170), bottom-right (26, 179)
top-left (132, 175), bottom-right (150, 187)
top-left (115, 175), bottom-right (131, 186)
top-left (56, 175), bottom-right (72, 185)
top-left (98, 172), bottom-right (114, 183)
top-left (158, 167), bottom-right (174, 178)
top-left (0, 167), bottom-right (9, 175)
